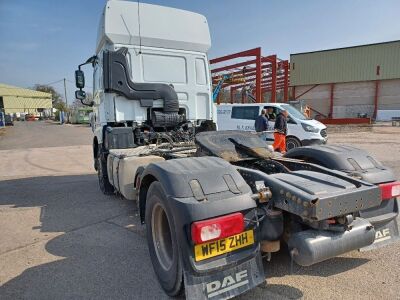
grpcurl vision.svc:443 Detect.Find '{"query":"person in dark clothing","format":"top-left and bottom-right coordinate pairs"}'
top-left (267, 107), bottom-right (276, 120)
top-left (254, 109), bottom-right (269, 132)
top-left (273, 110), bottom-right (288, 153)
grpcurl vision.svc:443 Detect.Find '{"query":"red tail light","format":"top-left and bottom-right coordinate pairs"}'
top-left (191, 213), bottom-right (244, 245)
top-left (379, 182), bottom-right (400, 200)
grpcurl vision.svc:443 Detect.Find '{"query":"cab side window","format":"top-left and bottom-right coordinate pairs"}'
top-left (264, 106), bottom-right (278, 120)
top-left (231, 106), bottom-right (259, 120)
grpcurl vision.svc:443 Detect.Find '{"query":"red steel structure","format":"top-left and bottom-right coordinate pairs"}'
top-left (210, 48), bottom-right (289, 104)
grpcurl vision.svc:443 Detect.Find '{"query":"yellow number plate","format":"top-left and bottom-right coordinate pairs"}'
top-left (194, 230), bottom-right (254, 262)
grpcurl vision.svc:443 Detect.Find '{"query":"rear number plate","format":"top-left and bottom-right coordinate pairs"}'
top-left (194, 230), bottom-right (254, 262)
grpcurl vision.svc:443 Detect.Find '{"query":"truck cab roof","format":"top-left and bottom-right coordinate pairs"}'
top-left (97, 1), bottom-right (211, 53)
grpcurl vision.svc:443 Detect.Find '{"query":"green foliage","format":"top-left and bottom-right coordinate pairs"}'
top-left (53, 101), bottom-right (69, 112)
top-left (33, 84), bottom-right (63, 104)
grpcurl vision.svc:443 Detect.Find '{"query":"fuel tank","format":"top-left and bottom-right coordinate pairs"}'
top-left (288, 218), bottom-right (375, 266)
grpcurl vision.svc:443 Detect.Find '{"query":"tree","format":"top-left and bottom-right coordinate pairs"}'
top-left (33, 84), bottom-right (63, 104)
top-left (53, 101), bottom-right (68, 112)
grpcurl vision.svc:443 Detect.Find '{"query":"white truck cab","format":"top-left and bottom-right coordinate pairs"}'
top-left (75, 0), bottom-right (215, 151)
top-left (217, 103), bottom-right (327, 150)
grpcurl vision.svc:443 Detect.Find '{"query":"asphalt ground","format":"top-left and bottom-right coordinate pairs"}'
top-left (0, 121), bottom-right (399, 299)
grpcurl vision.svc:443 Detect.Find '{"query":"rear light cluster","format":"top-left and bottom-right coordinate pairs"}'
top-left (379, 182), bottom-right (400, 200)
top-left (191, 213), bottom-right (244, 245)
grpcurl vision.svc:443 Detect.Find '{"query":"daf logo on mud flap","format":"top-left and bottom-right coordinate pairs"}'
top-left (206, 270), bottom-right (249, 298)
top-left (375, 228), bottom-right (391, 243)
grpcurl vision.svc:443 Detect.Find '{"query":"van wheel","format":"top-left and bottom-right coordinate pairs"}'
top-left (286, 136), bottom-right (301, 151)
top-left (97, 149), bottom-right (114, 195)
top-left (146, 182), bottom-right (183, 296)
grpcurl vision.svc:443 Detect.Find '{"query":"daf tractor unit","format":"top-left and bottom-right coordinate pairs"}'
top-left (74, 1), bottom-right (400, 299)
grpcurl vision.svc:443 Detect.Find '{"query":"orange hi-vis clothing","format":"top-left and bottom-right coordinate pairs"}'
top-left (273, 132), bottom-right (286, 153)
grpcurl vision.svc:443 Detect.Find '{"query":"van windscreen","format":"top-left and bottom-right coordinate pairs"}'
top-left (280, 104), bottom-right (309, 120)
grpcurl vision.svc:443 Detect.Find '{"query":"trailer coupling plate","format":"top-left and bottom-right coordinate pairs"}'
top-left (184, 253), bottom-right (264, 300)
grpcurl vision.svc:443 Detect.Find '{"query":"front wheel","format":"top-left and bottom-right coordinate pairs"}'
top-left (286, 136), bottom-right (302, 151)
top-left (145, 182), bottom-right (183, 296)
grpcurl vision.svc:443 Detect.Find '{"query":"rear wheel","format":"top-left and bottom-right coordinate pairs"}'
top-left (145, 182), bottom-right (183, 296)
top-left (97, 148), bottom-right (114, 195)
top-left (286, 136), bottom-right (302, 151)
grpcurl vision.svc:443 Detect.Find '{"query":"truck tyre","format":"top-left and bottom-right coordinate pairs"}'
top-left (145, 181), bottom-right (183, 296)
top-left (97, 149), bottom-right (114, 195)
top-left (286, 136), bottom-right (301, 151)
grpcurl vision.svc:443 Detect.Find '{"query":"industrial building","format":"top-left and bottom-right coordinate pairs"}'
top-left (0, 83), bottom-right (52, 115)
top-left (290, 40), bottom-right (400, 121)
top-left (210, 41), bottom-right (400, 123)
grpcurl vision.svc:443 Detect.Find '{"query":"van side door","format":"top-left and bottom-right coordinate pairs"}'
top-left (231, 106), bottom-right (260, 131)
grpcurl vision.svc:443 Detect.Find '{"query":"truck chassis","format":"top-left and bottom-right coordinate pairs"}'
top-left (97, 128), bottom-right (400, 300)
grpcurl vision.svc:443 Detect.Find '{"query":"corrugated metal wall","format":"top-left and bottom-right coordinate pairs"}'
top-left (294, 79), bottom-right (400, 118)
top-left (3, 96), bottom-right (52, 113)
top-left (293, 85), bottom-right (331, 117)
top-left (379, 79), bottom-right (400, 110)
top-left (332, 82), bottom-right (375, 118)
top-left (0, 83), bottom-right (52, 114)
top-left (290, 41), bottom-right (400, 86)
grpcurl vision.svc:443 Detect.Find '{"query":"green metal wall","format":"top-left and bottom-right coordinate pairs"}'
top-left (290, 41), bottom-right (400, 86)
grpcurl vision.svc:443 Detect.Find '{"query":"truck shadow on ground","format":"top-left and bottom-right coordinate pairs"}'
top-left (264, 249), bottom-right (369, 278)
top-left (0, 175), bottom-right (368, 299)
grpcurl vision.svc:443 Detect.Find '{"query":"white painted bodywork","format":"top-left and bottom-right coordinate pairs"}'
top-left (96, 0), bottom-right (211, 54)
top-left (92, 1), bottom-right (214, 143)
top-left (217, 103), bottom-right (327, 145)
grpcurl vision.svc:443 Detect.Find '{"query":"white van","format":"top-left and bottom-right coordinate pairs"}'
top-left (217, 103), bottom-right (327, 150)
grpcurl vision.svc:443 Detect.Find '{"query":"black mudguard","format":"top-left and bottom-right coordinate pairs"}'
top-left (284, 144), bottom-right (395, 183)
top-left (285, 144), bottom-right (400, 249)
top-left (140, 156), bottom-right (265, 299)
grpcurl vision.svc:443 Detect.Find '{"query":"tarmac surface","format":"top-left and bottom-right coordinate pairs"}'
top-left (0, 121), bottom-right (400, 299)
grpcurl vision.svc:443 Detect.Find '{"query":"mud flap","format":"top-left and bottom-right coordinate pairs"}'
top-left (360, 217), bottom-right (400, 251)
top-left (184, 253), bottom-right (265, 300)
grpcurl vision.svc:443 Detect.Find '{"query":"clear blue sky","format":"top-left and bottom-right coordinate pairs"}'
top-left (0, 0), bottom-right (399, 102)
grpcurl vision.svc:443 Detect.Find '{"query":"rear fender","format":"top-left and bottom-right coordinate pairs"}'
top-left (284, 144), bottom-right (396, 183)
top-left (138, 156), bottom-right (265, 298)
top-left (139, 156), bottom-right (256, 223)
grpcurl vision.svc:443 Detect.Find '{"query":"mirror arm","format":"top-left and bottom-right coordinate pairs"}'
top-left (76, 55), bottom-right (97, 91)
top-left (79, 55), bottom-right (97, 70)
top-left (80, 99), bottom-right (94, 107)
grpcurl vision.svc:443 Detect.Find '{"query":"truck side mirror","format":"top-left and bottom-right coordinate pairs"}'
top-left (75, 90), bottom-right (86, 100)
top-left (75, 90), bottom-right (94, 107)
top-left (75, 70), bottom-right (85, 89)
top-left (75, 90), bottom-right (94, 106)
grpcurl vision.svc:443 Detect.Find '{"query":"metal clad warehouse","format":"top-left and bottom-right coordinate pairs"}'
top-left (290, 40), bottom-right (400, 120)
top-left (0, 83), bottom-right (52, 114)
